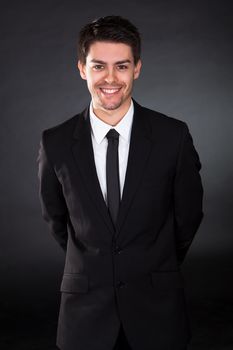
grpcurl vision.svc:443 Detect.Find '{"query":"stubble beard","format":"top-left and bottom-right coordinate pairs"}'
top-left (100, 100), bottom-right (122, 111)
top-left (96, 89), bottom-right (130, 112)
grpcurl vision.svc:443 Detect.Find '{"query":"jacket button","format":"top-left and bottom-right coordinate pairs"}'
top-left (115, 246), bottom-right (122, 254)
top-left (117, 281), bottom-right (126, 288)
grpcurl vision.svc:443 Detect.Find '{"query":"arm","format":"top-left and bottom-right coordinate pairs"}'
top-left (37, 131), bottom-right (68, 252)
top-left (174, 123), bottom-right (204, 265)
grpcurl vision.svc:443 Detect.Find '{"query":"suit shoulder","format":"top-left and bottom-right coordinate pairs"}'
top-left (140, 105), bottom-right (187, 131)
top-left (40, 108), bottom-right (87, 150)
top-left (42, 113), bottom-right (80, 140)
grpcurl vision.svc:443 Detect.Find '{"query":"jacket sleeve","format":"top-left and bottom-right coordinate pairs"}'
top-left (37, 131), bottom-right (68, 252)
top-left (174, 122), bottom-right (204, 265)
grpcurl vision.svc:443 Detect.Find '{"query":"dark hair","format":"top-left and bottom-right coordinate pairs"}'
top-left (78, 16), bottom-right (141, 64)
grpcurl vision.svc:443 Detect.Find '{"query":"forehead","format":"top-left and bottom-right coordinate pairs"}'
top-left (86, 41), bottom-right (134, 63)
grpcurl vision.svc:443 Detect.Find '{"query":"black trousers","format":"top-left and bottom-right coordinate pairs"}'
top-left (113, 324), bottom-right (188, 350)
top-left (113, 324), bottom-right (132, 350)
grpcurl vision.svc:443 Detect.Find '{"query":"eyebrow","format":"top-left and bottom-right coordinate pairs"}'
top-left (90, 59), bottom-right (132, 64)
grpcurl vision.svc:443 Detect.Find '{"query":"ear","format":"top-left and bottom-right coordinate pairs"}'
top-left (77, 60), bottom-right (87, 80)
top-left (133, 59), bottom-right (142, 80)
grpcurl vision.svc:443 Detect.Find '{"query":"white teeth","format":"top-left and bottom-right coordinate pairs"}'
top-left (101, 88), bottom-right (120, 94)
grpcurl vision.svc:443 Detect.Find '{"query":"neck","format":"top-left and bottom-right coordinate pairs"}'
top-left (92, 99), bottom-right (131, 126)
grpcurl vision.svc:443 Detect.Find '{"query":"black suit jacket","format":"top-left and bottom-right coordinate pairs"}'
top-left (38, 100), bottom-right (203, 350)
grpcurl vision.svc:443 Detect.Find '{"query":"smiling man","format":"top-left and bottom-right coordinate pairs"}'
top-left (38, 16), bottom-right (204, 350)
top-left (78, 41), bottom-right (141, 125)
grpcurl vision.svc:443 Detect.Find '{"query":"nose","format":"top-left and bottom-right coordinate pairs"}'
top-left (104, 67), bottom-right (116, 84)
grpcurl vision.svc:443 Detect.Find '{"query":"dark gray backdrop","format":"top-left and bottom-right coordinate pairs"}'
top-left (1, 0), bottom-right (232, 349)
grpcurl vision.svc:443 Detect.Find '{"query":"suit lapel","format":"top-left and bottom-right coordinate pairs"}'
top-left (116, 101), bottom-right (152, 235)
top-left (71, 106), bottom-right (114, 234)
top-left (71, 101), bottom-right (153, 238)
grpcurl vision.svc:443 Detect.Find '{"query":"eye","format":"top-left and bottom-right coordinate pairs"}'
top-left (93, 64), bottom-right (104, 71)
top-left (117, 64), bottom-right (128, 70)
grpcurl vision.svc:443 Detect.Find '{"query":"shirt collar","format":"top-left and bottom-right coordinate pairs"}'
top-left (89, 100), bottom-right (134, 144)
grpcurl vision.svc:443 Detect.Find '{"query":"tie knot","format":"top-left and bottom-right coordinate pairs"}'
top-left (106, 129), bottom-right (119, 140)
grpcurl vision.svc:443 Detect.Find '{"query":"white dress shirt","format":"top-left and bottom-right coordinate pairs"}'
top-left (89, 100), bottom-right (134, 204)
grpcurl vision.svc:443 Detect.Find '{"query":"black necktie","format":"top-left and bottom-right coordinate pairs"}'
top-left (106, 129), bottom-right (120, 226)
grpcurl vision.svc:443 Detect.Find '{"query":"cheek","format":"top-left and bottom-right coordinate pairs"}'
top-left (86, 76), bottom-right (97, 90)
top-left (89, 75), bottom-right (103, 88)
top-left (124, 76), bottom-right (134, 89)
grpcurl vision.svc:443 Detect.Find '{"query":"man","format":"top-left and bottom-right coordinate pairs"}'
top-left (38, 16), bottom-right (203, 350)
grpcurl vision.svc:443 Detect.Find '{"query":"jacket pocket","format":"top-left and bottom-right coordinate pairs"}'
top-left (60, 273), bottom-right (89, 293)
top-left (150, 270), bottom-right (184, 291)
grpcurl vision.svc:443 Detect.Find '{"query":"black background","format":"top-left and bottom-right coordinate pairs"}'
top-left (1, 0), bottom-right (233, 349)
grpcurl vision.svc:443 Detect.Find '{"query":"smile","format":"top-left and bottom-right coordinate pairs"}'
top-left (100, 88), bottom-right (121, 95)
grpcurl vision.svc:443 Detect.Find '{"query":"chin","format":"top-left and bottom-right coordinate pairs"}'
top-left (100, 99), bottom-right (123, 111)
top-left (102, 104), bottom-right (122, 111)
top-left (103, 96), bottom-right (129, 110)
